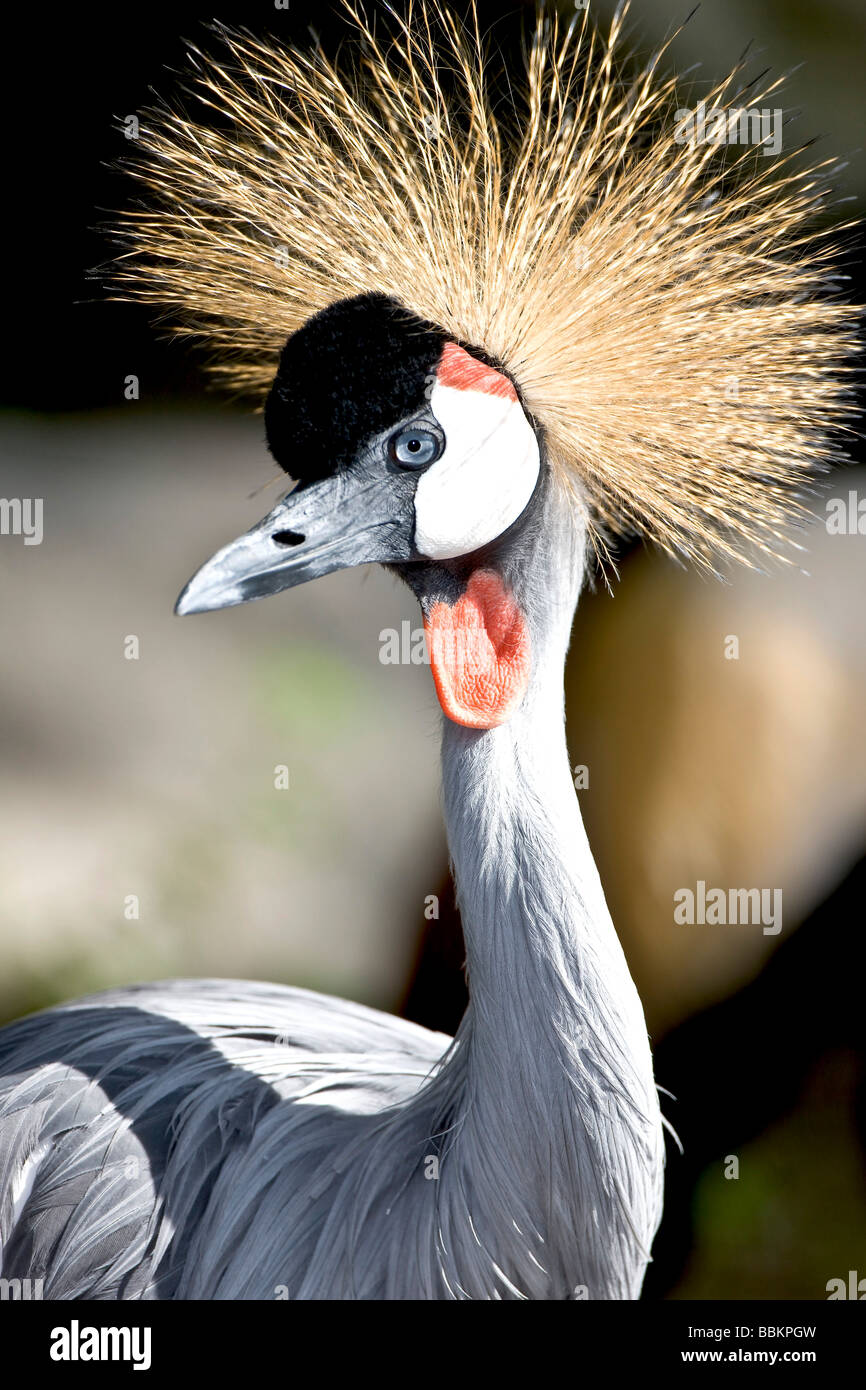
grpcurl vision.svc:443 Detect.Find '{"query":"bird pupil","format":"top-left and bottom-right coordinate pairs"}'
top-left (408, 438), bottom-right (421, 452)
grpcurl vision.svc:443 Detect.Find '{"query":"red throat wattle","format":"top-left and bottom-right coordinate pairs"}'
top-left (423, 570), bottom-right (531, 729)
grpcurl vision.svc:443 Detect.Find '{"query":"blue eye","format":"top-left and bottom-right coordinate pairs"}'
top-left (390, 426), bottom-right (443, 469)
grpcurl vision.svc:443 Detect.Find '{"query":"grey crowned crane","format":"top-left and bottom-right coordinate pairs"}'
top-left (0, 3), bottom-right (855, 1299)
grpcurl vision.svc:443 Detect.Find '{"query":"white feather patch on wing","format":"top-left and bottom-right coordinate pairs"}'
top-left (0, 1140), bottom-right (49, 1277)
top-left (414, 382), bottom-right (540, 561)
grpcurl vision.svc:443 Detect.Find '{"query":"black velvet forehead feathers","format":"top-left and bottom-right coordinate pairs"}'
top-left (264, 293), bottom-right (447, 485)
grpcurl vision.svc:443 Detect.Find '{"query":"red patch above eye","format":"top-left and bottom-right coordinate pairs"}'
top-left (437, 343), bottom-right (519, 401)
top-left (423, 570), bottom-right (531, 729)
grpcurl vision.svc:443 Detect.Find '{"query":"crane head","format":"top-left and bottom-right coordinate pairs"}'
top-left (176, 293), bottom-right (544, 729)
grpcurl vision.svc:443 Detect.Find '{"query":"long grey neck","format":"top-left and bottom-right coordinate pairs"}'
top-left (432, 483), bottom-right (663, 1299)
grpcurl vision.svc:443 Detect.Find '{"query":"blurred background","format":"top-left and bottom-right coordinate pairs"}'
top-left (2, 0), bottom-right (864, 1298)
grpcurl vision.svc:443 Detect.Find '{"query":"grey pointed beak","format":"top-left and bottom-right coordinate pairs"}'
top-left (176, 470), bottom-right (415, 616)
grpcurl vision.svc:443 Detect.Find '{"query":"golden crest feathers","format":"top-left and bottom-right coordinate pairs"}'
top-left (113, 1), bottom-right (858, 569)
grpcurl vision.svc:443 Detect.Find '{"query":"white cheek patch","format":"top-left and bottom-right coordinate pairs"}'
top-left (413, 378), bottom-right (541, 561)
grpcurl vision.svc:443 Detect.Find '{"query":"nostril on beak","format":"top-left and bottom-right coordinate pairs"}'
top-left (272, 529), bottom-right (306, 548)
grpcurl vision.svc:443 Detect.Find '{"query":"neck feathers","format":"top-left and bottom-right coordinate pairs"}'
top-left (428, 482), bottom-right (664, 1298)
